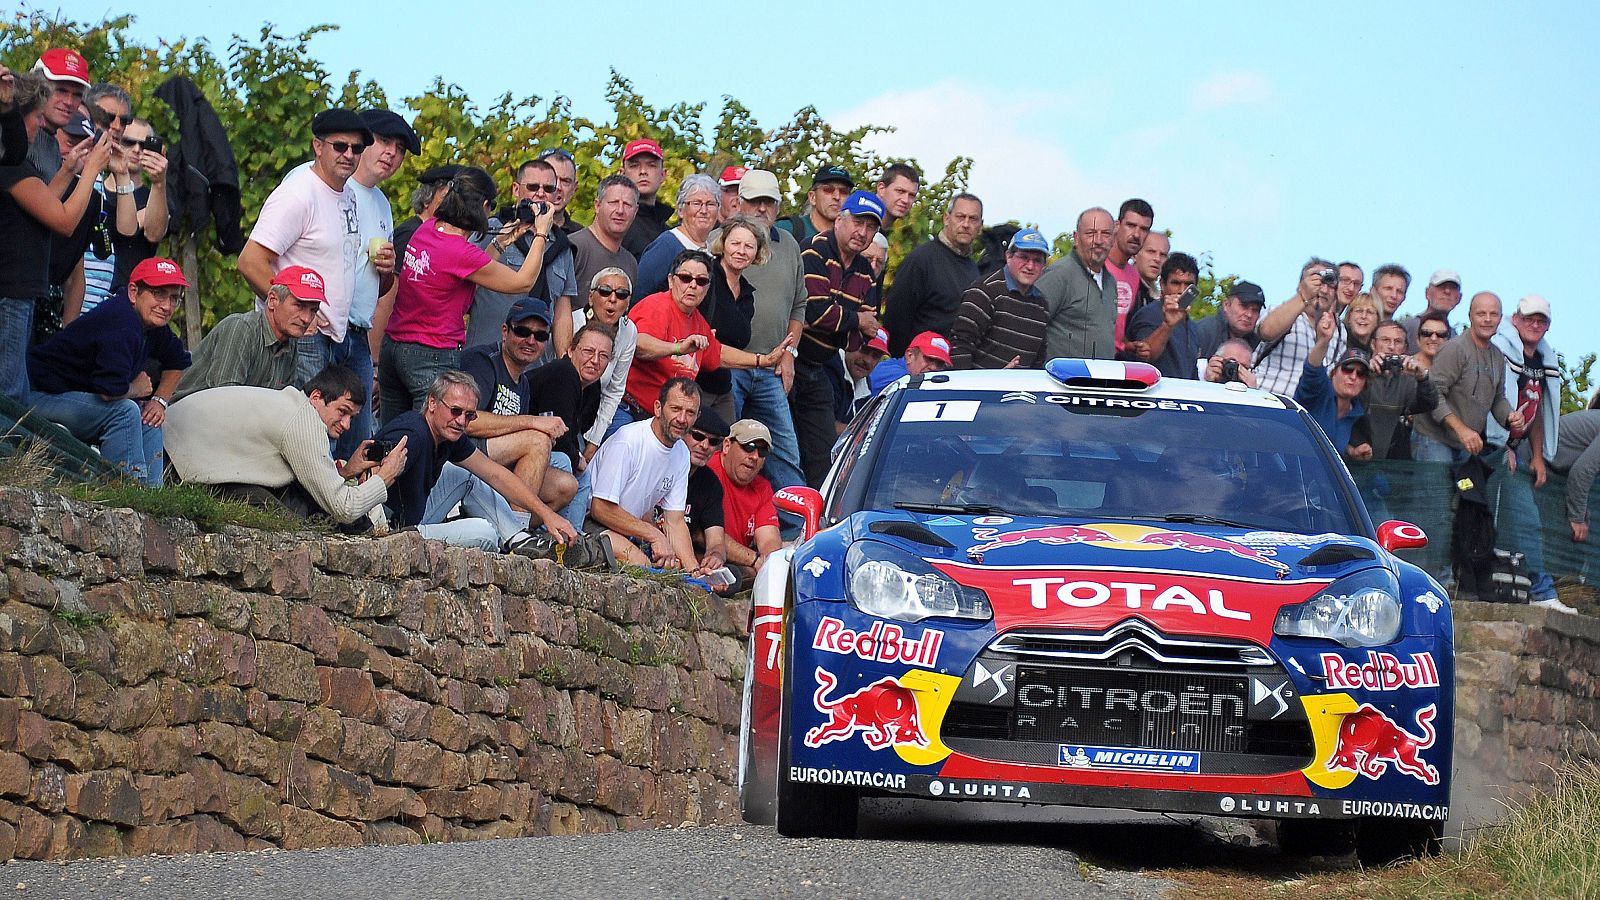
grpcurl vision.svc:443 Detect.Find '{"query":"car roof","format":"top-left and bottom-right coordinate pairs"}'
top-left (892, 362), bottom-right (1294, 411)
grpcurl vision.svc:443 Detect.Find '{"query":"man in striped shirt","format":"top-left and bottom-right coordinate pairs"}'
top-left (789, 190), bottom-right (883, 486)
top-left (949, 228), bottom-right (1050, 370)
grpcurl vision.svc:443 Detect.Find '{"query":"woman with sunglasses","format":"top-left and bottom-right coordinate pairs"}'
top-left (72, 116), bottom-right (171, 320)
top-left (634, 174), bottom-right (722, 297)
top-left (578, 268), bottom-right (641, 463)
top-left (696, 214), bottom-right (771, 422)
top-left (624, 250), bottom-right (795, 425)
top-left (1409, 310), bottom-right (1456, 462)
top-left (376, 170), bottom-right (554, 425)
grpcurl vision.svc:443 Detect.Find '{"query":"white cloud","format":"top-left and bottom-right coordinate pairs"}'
top-left (1190, 71), bottom-right (1275, 110)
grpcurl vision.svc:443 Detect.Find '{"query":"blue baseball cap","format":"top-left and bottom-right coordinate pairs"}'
top-left (839, 190), bottom-right (886, 223)
top-left (506, 297), bottom-right (552, 326)
top-left (1008, 228), bottom-right (1050, 254)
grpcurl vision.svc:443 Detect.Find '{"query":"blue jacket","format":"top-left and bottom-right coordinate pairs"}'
top-left (28, 290), bottom-right (189, 396)
top-left (1294, 361), bottom-right (1365, 453)
top-left (868, 356), bottom-right (910, 394)
top-left (1488, 321), bottom-right (1561, 461)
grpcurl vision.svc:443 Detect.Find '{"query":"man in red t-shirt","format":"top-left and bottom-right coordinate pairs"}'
top-left (711, 418), bottom-right (783, 585)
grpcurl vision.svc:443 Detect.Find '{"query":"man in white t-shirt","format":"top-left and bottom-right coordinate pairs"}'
top-left (237, 108), bottom-right (379, 400)
top-left (314, 108), bottom-right (416, 461)
top-left (586, 376), bottom-right (702, 570)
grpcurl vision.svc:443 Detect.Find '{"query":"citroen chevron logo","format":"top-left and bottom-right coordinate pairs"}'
top-left (1001, 391), bottom-right (1036, 403)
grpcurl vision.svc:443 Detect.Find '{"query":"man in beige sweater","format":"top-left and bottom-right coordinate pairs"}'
top-left (165, 365), bottom-right (408, 523)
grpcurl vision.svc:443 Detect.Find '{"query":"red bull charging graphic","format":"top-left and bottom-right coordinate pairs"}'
top-left (805, 668), bottom-right (930, 751)
top-left (1328, 704), bottom-right (1440, 785)
top-left (967, 523), bottom-right (1289, 573)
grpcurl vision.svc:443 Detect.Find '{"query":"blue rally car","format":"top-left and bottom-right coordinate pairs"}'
top-left (738, 360), bottom-right (1451, 865)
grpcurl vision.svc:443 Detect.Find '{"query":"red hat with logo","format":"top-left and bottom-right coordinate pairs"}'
top-left (128, 257), bottom-right (189, 288)
top-left (866, 328), bottom-right (890, 355)
top-left (622, 138), bottom-right (664, 161)
top-left (33, 49), bottom-right (90, 88)
top-left (718, 165), bottom-right (748, 187)
top-left (271, 266), bottom-right (329, 303)
top-left (908, 331), bottom-right (953, 365)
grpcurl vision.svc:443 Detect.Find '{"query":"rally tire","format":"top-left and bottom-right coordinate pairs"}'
top-left (774, 609), bottom-right (858, 839)
top-left (1355, 817), bottom-right (1443, 867)
top-left (1276, 819), bottom-right (1356, 858)
top-left (737, 629), bottom-right (776, 826)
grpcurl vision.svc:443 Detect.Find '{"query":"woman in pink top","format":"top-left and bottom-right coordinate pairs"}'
top-left (376, 169), bottom-right (555, 424)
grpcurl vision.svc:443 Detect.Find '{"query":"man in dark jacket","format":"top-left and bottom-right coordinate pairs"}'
top-left (525, 322), bottom-right (613, 528)
top-left (882, 193), bottom-right (982, 357)
top-left (620, 139), bottom-right (672, 257)
top-left (25, 257), bottom-right (190, 486)
top-left (1355, 321), bottom-right (1444, 460)
top-left (1039, 207), bottom-right (1119, 359)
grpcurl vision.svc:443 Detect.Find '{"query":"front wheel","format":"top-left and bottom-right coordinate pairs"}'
top-left (737, 631), bottom-right (776, 825)
top-left (774, 612), bottom-right (858, 839)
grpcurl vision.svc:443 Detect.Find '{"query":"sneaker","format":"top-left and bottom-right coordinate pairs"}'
top-left (504, 529), bottom-right (559, 561)
top-left (564, 532), bottom-right (618, 572)
top-left (1532, 597), bottom-right (1579, 615)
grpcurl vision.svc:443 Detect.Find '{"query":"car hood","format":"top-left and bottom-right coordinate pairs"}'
top-left (843, 510), bottom-right (1389, 643)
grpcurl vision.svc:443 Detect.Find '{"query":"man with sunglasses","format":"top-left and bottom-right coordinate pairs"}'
top-left (461, 298), bottom-right (574, 515)
top-left (25, 257), bottom-right (191, 487)
top-left (680, 407), bottom-right (729, 582)
top-left (711, 419), bottom-right (782, 585)
top-left (239, 108), bottom-right (373, 395)
top-left (534, 148), bottom-right (584, 237)
top-left (372, 370), bottom-right (579, 551)
top-left (465, 158), bottom-right (577, 353)
top-left (1294, 310), bottom-right (1369, 457)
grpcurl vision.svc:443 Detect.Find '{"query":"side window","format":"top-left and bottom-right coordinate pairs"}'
top-left (824, 392), bottom-right (891, 521)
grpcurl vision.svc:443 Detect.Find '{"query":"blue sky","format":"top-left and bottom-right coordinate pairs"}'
top-left (101, 1), bottom-right (1600, 359)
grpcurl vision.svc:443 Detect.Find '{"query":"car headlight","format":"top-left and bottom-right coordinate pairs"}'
top-left (1273, 567), bottom-right (1403, 647)
top-left (844, 541), bottom-right (992, 623)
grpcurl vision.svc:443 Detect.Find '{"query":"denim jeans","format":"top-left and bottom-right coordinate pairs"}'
top-left (298, 328), bottom-right (376, 461)
top-left (549, 451), bottom-right (590, 529)
top-left (378, 336), bottom-right (460, 428)
top-left (788, 361), bottom-right (838, 489)
top-left (1411, 432), bottom-right (1455, 463)
top-left (0, 297), bottom-right (36, 401)
top-left (27, 390), bottom-right (163, 486)
top-left (1488, 444), bottom-right (1555, 599)
top-left (731, 367), bottom-right (805, 491)
top-left (414, 462), bottom-right (529, 550)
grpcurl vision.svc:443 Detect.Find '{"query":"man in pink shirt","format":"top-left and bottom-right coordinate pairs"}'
top-left (1106, 198), bottom-right (1153, 354)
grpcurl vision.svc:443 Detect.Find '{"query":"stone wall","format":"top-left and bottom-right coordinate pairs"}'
top-left (1452, 600), bottom-right (1600, 829)
top-left (0, 488), bottom-right (747, 860)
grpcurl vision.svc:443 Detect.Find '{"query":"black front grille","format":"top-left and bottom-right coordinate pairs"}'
top-left (1011, 665), bottom-right (1249, 753)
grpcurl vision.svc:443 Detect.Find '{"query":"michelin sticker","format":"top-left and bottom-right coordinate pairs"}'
top-left (1059, 744), bottom-right (1200, 773)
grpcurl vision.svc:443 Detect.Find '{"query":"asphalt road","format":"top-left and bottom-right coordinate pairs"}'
top-left (0, 801), bottom-right (1297, 900)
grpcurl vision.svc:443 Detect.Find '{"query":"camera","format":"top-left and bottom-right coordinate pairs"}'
top-left (1382, 354), bottom-right (1406, 374)
top-left (365, 440), bottom-right (394, 462)
top-left (1315, 267), bottom-right (1337, 286)
top-left (1220, 358), bottom-right (1243, 384)
top-left (512, 199), bottom-right (548, 224)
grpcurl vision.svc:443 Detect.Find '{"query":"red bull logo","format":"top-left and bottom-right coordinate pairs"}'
top-left (966, 524), bottom-right (1289, 573)
top-left (969, 524), bottom-right (1115, 554)
top-left (804, 667), bottom-right (929, 750)
top-left (812, 616), bottom-right (944, 667)
top-left (1320, 651), bottom-right (1441, 691)
top-left (1328, 703), bottom-right (1440, 785)
top-left (1132, 530), bottom-right (1289, 572)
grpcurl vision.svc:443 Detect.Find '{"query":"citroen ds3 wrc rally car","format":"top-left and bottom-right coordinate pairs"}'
top-left (738, 359), bottom-right (1451, 864)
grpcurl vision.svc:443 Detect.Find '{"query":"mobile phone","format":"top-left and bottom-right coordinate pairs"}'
top-left (1178, 286), bottom-right (1198, 310)
top-left (365, 440), bottom-right (393, 462)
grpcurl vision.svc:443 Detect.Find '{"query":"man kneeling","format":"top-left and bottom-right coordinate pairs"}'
top-left (166, 365), bottom-right (406, 523)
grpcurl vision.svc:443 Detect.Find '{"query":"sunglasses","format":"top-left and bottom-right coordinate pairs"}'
top-left (1418, 329), bottom-right (1448, 339)
top-left (673, 272), bottom-right (712, 288)
top-left (521, 181), bottom-right (558, 194)
top-left (93, 109), bottom-right (133, 127)
top-left (592, 285), bottom-right (632, 300)
top-left (323, 140), bottom-right (368, 156)
top-left (687, 429), bottom-right (721, 444)
top-left (737, 440), bottom-right (771, 457)
top-left (537, 148), bottom-right (575, 162)
top-left (441, 404), bottom-right (479, 423)
top-left (1340, 364), bottom-right (1370, 378)
top-left (509, 324), bottom-right (550, 341)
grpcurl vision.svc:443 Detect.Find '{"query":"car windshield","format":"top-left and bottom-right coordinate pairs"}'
top-left (857, 389), bottom-right (1362, 535)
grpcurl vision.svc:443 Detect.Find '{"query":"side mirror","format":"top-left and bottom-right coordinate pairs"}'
top-left (774, 486), bottom-right (824, 540)
top-left (1376, 520), bottom-right (1428, 552)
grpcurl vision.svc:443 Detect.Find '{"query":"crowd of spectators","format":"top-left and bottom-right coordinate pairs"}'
top-left (0, 48), bottom-right (1589, 605)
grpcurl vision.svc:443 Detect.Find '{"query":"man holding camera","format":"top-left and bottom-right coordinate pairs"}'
top-left (1356, 320), bottom-right (1444, 460)
top-left (1254, 258), bottom-right (1344, 396)
top-left (166, 365), bottom-right (406, 524)
top-left (1202, 339), bottom-right (1260, 388)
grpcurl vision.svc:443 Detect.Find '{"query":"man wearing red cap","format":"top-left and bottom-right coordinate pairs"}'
top-left (867, 330), bottom-right (952, 393)
top-left (24, 257), bottom-right (191, 486)
top-left (718, 166), bottom-right (746, 222)
top-left (620, 138), bottom-right (671, 258)
top-left (174, 266), bottom-right (329, 402)
top-left (28, 48), bottom-right (91, 187)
